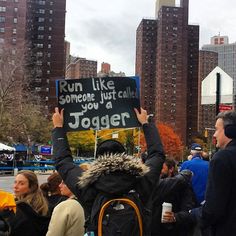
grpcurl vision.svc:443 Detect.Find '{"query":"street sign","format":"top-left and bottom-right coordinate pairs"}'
top-left (39, 146), bottom-right (52, 155)
top-left (219, 104), bottom-right (233, 112)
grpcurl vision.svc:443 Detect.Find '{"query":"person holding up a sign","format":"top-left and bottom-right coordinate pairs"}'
top-left (52, 107), bottom-right (165, 235)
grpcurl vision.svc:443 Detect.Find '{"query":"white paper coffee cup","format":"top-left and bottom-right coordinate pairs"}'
top-left (161, 202), bottom-right (172, 223)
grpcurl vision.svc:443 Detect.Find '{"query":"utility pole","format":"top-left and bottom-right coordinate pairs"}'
top-left (216, 72), bottom-right (221, 115)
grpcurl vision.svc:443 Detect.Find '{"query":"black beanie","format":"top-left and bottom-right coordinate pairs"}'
top-left (96, 139), bottom-right (125, 158)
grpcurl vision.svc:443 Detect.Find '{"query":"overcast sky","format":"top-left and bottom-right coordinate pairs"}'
top-left (65, 0), bottom-right (236, 76)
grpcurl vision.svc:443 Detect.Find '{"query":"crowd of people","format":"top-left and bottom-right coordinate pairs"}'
top-left (0, 107), bottom-right (235, 236)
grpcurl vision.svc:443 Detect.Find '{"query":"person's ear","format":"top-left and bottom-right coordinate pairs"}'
top-left (224, 124), bottom-right (236, 139)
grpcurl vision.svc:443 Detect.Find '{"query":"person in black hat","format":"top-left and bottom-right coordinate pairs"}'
top-left (51, 107), bottom-right (165, 235)
top-left (180, 143), bottom-right (209, 206)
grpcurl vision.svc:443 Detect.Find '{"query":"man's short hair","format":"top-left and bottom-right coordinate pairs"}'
top-left (164, 158), bottom-right (177, 170)
top-left (216, 111), bottom-right (236, 139)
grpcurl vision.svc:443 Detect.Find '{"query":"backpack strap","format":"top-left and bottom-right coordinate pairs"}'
top-left (97, 198), bottom-right (143, 236)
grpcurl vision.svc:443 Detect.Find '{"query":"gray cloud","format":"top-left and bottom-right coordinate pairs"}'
top-left (66, 0), bottom-right (236, 75)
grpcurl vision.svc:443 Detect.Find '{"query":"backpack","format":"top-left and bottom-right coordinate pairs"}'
top-left (86, 190), bottom-right (149, 236)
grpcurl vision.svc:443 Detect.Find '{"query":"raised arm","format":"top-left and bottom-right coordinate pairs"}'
top-left (52, 108), bottom-right (83, 198)
top-left (134, 108), bottom-right (166, 201)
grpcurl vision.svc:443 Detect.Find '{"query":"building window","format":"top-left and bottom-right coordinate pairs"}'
top-left (36, 60), bottom-right (42, 66)
top-left (38, 17), bottom-right (45, 22)
top-left (48, 44), bottom-right (51, 48)
top-left (45, 96), bottom-right (48, 101)
top-left (12, 38), bottom-right (16, 44)
top-left (0, 27), bottom-right (4, 32)
top-left (50, 2), bottom-right (53, 6)
top-left (0, 38), bottom-right (4, 43)
top-left (49, 10), bottom-right (53, 14)
top-left (48, 27), bottom-right (52, 31)
top-left (48, 35), bottom-right (52, 40)
top-left (38, 26), bottom-right (44, 31)
top-left (0, 6), bottom-right (6, 12)
top-left (39, 9), bottom-right (45, 14)
top-left (36, 52), bottom-right (43, 57)
top-left (14, 7), bottom-right (18, 12)
top-left (12, 49), bottom-right (16, 54)
top-left (47, 62), bottom-right (50, 66)
top-left (37, 43), bottom-right (43, 48)
top-left (47, 53), bottom-right (51, 57)
top-left (35, 87), bottom-right (41, 92)
top-left (38, 1), bottom-right (46, 5)
top-left (13, 18), bottom-right (17, 23)
top-left (47, 70), bottom-right (50, 74)
top-left (37, 35), bottom-right (44, 39)
top-left (12, 28), bottom-right (16, 34)
top-left (0, 16), bottom-right (5, 22)
top-left (49, 18), bottom-right (52, 22)
top-left (14, 0), bottom-right (18, 2)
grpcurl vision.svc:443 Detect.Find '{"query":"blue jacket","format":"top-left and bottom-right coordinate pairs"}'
top-left (180, 155), bottom-right (209, 205)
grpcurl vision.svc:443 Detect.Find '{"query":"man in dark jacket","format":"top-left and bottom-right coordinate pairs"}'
top-left (151, 170), bottom-right (197, 236)
top-left (52, 107), bottom-right (165, 235)
top-left (191, 110), bottom-right (236, 236)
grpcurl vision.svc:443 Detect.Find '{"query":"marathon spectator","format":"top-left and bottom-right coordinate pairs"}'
top-left (8, 170), bottom-right (50, 236)
top-left (161, 158), bottom-right (178, 178)
top-left (151, 169), bottom-right (197, 236)
top-left (180, 143), bottom-right (209, 205)
top-left (191, 111), bottom-right (236, 236)
top-left (40, 172), bottom-right (68, 214)
top-left (52, 107), bottom-right (165, 235)
top-left (46, 180), bottom-right (85, 236)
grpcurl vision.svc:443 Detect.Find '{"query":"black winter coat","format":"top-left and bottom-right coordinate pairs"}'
top-left (8, 202), bottom-right (50, 236)
top-left (151, 174), bottom-right (197, 236)
top-left (52, 122), bottom-right (165, 235)
top-left (200, 139), bottom-right (236, 236)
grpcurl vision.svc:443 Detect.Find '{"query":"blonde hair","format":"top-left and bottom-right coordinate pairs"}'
top-left (16, 170), bottom-right (48, 216)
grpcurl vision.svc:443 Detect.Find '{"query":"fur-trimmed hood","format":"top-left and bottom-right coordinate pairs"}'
top-left (78, 153), bottom-right (150, 188)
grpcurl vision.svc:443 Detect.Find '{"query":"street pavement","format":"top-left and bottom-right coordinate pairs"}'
top-left (0, 171), bottom-right (51, 193)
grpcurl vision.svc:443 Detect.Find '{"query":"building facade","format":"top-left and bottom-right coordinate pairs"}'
top-left (198, 50), bottom-right (218, 133)
top-left (136, 0), bottom-right (199, 145)
top-left (0, 0), bottom-right (66, 113)
top-left (202, 35), bottom-right (236, 108)
top-left (66, 57), bottom-right (97, 79)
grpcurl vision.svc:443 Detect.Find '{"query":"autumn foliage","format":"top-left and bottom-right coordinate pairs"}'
top-left (140, 122), bottom-right (183, 161)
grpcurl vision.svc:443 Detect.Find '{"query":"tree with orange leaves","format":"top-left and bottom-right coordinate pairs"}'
top-left (139, 122), bottom-right (183, 161)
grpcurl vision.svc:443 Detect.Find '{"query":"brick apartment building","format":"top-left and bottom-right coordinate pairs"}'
top-left (136, 0), bottom-right (199, 145)
top-left (66, 57), bottom-right (97, 79)
top-left (198, 50), bottom-right (218, 135)
top-left (0, 0), bottom-right (66, 112)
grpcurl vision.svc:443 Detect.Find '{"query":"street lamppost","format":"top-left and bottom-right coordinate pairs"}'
top-left (204, 127), bottom-right (215, 158)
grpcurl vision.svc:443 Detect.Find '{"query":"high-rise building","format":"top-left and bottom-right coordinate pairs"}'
top-left (202, 35), bottom-right (236, 108)
top-left (101, 62), bottom-right (111, 74)
top-left (198, 50), bottom-right (218, 134)
top-left (136, 0), bottom-right (199, 145)
top-left (66, 57), bottom-right (97, 79)
top-left (0, 0), bottom-right (66, 112)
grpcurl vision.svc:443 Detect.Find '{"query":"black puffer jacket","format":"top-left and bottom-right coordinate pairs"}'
top-left (52, 122), bottom-right (165, 235)
top-left (0, 209), bottom-right (14, 236)
top-left (8, 202), bottom-right (50, 236)
top-left (151, 172), bottom-right (197, 236)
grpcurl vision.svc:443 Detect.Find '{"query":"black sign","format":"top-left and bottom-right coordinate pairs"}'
top-left (56, 77), bottom-right (140, 132)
